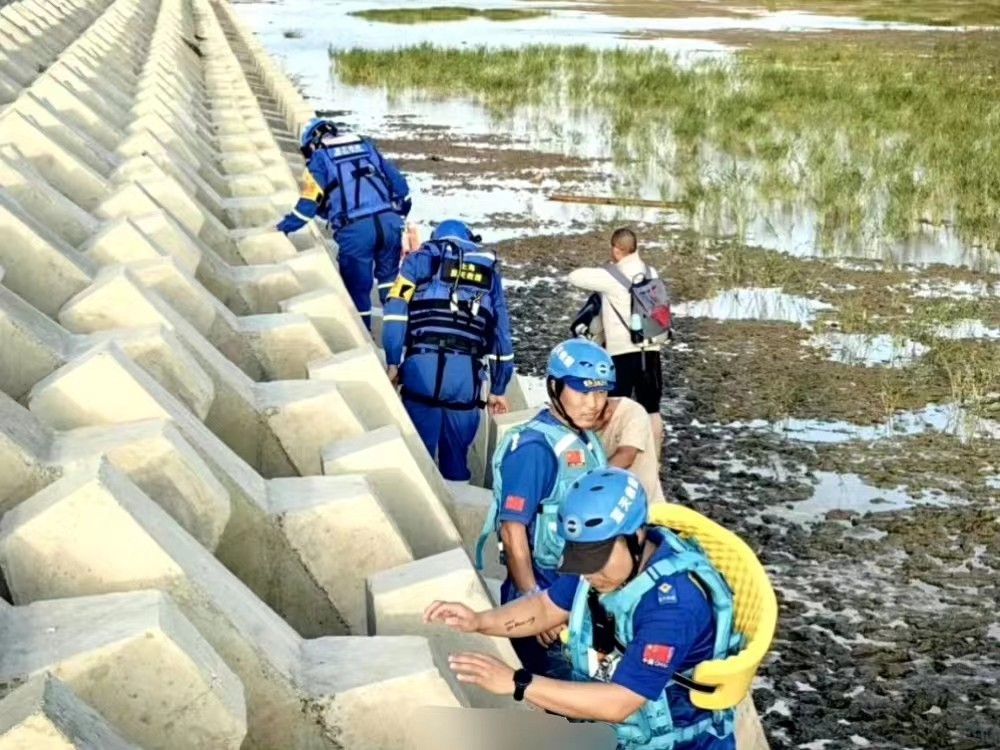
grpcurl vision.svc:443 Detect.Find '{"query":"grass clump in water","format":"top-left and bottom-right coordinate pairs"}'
top-left (349, 6), bottom-right (548, 24)
top-left (331, 35), bottom-right (1000, 252)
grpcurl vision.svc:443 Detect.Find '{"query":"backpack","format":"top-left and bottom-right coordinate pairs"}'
top-left (315, 134), bottom-right (395, 227)
top-left (605, 262), bottom-right (672, 345)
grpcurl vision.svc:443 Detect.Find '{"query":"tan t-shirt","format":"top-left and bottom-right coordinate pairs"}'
top-left (596, 397), bottom-right (666, 504)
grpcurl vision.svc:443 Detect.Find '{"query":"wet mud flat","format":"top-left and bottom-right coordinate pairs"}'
top-left (494, 225), bottom-right (1000, 750)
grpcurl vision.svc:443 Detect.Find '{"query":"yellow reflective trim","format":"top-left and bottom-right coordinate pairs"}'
top-left (300, 168), bottom-right (323, 202)
top-left (388, 275), bottom-right (416, 302)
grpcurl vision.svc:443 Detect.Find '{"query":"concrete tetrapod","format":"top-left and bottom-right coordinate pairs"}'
top-left (0, 589), bottom-right (246, 750)
top-left (0, 459), bottom-right (466, 750)
top-left (0, 674), bottom-right (142, 750)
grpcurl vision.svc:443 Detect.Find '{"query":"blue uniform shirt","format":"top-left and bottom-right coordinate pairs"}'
top-left (277, 136), bottom-right (409, 234)
top-left (546, 529), bottom-right (736, 750)
top-left (496, 409), bottom-right (589, 603)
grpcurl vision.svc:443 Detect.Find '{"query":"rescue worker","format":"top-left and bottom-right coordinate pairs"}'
top-left (382, 219), bottom-right (515, 482)
top-left (276, 117), bottom-right (411, 330)
top-left (427, 466), bottom-right (739, 750)
top-left (474, 338), bottom-right (613, 679)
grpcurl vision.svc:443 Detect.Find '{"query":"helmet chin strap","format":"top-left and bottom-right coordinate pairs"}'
top-left (624, 532), bottom-right (644, 583)
top-left (547, 377), bottom-right (585, 435)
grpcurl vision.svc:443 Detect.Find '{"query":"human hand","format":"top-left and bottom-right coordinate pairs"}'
top-left (423, 601), bottom-right (481, 633)
top-left (447, 652), bottom-right (516, 696)
top-left (487, 394), bottom-right (509, 415)
top-left (535, 624), bottom-right (566, 648)
top-left (386, 364), bottom-right (399, 385)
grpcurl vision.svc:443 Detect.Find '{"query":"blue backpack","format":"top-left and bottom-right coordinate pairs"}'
top-left (313, 134), bottom-right (395, 228)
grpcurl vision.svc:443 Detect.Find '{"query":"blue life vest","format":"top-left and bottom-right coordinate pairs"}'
top-left (564, 527), bottom-right (742, 750)
top-left (474, 413), bottom-right (607, 572)
top-left (406, 237), bottom-right (499, 356)
top-left (400, 237), bottom-right (502, 409)
top-left (313, 134), bottom-right (395, 230)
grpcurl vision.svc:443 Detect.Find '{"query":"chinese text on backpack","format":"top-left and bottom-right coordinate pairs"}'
top-left (606, 263), bottom-right (672, 344)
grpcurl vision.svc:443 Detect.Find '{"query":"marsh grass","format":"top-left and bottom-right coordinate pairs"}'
top-left (332, 34), bottom-right (1000, 252)
top-left (349, 6), bottom-right (548, 24)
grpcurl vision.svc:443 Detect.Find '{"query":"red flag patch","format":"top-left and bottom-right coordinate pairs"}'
top-left (641, 644), bottom-right (675, 669)
top-left (503, 495), bottom-right (526, 512)
top-left (565, 449), bottom-right (585, 467)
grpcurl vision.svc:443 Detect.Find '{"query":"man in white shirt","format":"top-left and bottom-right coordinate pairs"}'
top-left (568, 228), bottom-right (665, 456)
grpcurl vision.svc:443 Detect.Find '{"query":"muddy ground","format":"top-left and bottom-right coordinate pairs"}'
top-left (377, 131), bottom-right (1000, 747)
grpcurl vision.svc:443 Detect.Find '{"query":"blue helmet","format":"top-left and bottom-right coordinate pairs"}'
top-left (300, 117), bottom-right (338, 158)
top-left (557, 467), bottom-right (648, 574)
top-left (431, 219), bottom-right (481, 243)
top-left (546, 338), bottom-right (616, 394)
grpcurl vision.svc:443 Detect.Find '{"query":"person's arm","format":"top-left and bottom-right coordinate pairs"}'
top-left (500, 521), bottom-right (536, 594)
top-left (522, 677), bottom-right (646, 722)
top-left (608, 445), bottom-right (640, 469)
top-left (486, 266), bottom-right (515, 403)
top-left (381, 247), bottom-right (433, 371)
top-left (276, 157), bottom-right (326, 234)
top-left (495, 442), bottom-right (557, 595)
top-left (607, 399), bottom-right (647, 469)
top-left (424, 580), bottom-right (574, 639)
top-left (567, 267), bottom-right (619, 294)
top-left (370, 139), bottom-right (411, 216)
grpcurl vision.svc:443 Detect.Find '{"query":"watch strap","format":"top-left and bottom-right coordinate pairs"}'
top-left (512, 668), bottom-right (532, 701)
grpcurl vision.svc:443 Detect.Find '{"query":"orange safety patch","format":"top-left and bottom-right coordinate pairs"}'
top-left (300, 168), bottom-right (324, 202)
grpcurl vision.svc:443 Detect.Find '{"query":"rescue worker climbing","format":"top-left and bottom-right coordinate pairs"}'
top-left (382, 219), bottom-right (515, 482)
top-left (428, 466), bottom-right (746, 750)
top-left (473, 338), bottom-right (612, 679)
top-left (276, 117), bottom-right (411, 330)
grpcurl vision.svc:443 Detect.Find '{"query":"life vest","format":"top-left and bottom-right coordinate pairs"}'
top-left (312, 133), bottom-right (395, 230)
top-left (474, 414), bottom-right (607, 572)
top-left (398, 237), bottom-right (503, 409)
top-left (563, 526), bottom-right (741, 749)
top-left (405, 237), bottom-right (502, 357)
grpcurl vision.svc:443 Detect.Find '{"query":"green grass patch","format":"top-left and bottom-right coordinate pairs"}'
top-left (349, 6), bottom-right (548, 24)
top-left (331, 35), bottom-right (1000, 252)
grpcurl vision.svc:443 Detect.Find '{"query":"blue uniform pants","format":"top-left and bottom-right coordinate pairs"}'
top-left (403, 398), bottom-right (480, 481)
top-left (400, 350), bottom-right (482, 481)
top-left (333, 211), bottom-right (403, 330)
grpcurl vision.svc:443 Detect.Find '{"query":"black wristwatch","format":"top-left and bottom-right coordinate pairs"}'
top-left (512, 669), bottom-right (533, 701)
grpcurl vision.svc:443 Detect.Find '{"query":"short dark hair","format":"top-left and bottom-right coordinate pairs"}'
top-left (611, 227), bottom-right (637, 254)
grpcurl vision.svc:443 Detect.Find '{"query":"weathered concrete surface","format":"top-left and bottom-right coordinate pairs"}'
top-left (366, 547), bottom-right (524, 709)
top-left (0, 590), bottom-right (247, 750)
top-left (0, 674), bottom-right (142, 750)
top-left (0, 460), bottom-right (464, 749)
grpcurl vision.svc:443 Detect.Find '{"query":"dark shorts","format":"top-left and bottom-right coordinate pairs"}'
top-left (611, 350), bottom-right (663, 414)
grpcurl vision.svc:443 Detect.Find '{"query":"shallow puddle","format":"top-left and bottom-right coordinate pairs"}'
top-left (804, 331), bottom-right (929, 368)
top-left (672, 287), bottom-right (834, 327)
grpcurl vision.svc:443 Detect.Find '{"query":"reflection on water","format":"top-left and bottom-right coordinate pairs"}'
top-left (232, 0), bottom-right (996, 270)
top-left (804, 331), bottom-right (929, 368)
top-left (771, 471), bottom-right (959, 524)
top-left (672, 287), bottom-right (834, 327)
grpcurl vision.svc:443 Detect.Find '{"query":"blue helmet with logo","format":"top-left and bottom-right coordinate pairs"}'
top-left (557, 467), bottom-right (648, 574)
top-left (300, 117), bottom-right (339, 158)
top-left (546, 338), bottom-right (616, 394)
top-left (431, 219), bottom-right (481, 243)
